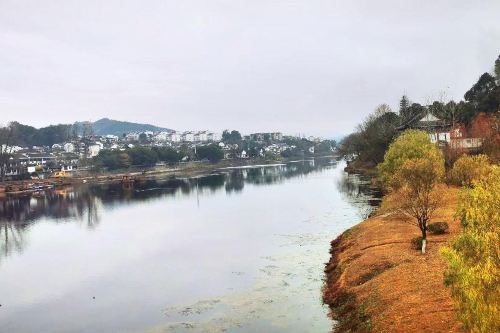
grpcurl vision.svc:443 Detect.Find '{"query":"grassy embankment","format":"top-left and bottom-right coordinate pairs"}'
top-left (323, 185), bottom-right (464, 332)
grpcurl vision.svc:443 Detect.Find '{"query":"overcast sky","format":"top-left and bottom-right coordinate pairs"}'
top-left (0, 0), bottom-right (499, 137)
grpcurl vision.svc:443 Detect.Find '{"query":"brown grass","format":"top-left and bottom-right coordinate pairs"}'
top-left (323, 186), bottom-right (464, 333)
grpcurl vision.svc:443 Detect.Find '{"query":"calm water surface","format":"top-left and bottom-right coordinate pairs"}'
top-left (0, 159), bottom-right (380, 333)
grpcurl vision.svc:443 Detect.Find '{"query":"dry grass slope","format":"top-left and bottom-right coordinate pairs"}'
top-left (323, 187), bottom-right (464, 333)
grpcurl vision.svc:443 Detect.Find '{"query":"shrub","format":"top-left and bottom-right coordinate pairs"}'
top-left (127, 146), bottom-right (159, 166)
top-left (427, 222), bottom-right (449, 234)
top-left (441, 167), bottom-right (500, 332)
top-left (450, 154), bottom-right (492, 187)
top-left (378, 129), bottom-right (445, 188)
top-left (153, 147), bottom-right (181, 164)
top-left (196, 144), bottom-right (224, 163)
top-left (411, 236), bottom-right (423, 250)
top-left (94, 149), bottom-right (131, 170)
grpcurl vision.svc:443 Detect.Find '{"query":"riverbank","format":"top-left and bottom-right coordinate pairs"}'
top-left (343, 161), bottom-right (378, 178)
top-left (323, 186), bottom-right (464, 332)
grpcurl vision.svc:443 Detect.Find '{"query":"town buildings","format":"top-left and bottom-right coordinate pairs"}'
top-left (248, 132), bottom-right (283, 142)
top-left (150, 131), bottom-right (222, 143)
top-left (1, 125), bottom-right (331, 180)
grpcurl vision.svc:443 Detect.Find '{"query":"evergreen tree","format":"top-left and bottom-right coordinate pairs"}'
top-left (464, 73), bottom-right (499, 114)
top-left (399, 95), bottom-right (410, 117)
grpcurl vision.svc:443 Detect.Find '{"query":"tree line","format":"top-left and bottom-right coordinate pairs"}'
top-left (93, 144), bottom-right (225, 170)
top-left (0, 122), bottom-right (83, 147)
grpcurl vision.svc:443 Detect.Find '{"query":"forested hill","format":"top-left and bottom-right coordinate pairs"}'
top-left (1, 118), bottom-right (173, 147)
top-left (76, 118), bottom-right (173, 136)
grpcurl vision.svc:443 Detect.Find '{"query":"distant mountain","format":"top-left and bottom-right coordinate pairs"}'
top-left (75, 118), bottom-right (174, 136)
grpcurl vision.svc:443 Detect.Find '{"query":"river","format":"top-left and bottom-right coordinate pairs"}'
top-left (0, 158), bottom-right (381, 333)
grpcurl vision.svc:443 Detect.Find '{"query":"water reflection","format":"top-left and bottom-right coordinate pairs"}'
top-left (0, 158), bottom-right (380, 263)
top-left (0, 190), bottom-right (102, 226)
top-left (0, 159), bottom-right (329, 224)
top-left (0, 222), bottom-right (26, 258)
top-left (336, 172), bottom-right (383, 218)
top-left (0, 160), bottom-right (325, 258)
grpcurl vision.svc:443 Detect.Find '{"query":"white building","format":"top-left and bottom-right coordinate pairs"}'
top-left (63, 142), bottom-right (75, 153)
top-left (154, 132), bottom-right (170, 142)
top-left (197, 131), bottom-right (208, 142)
top-left (126, 133), bottom-right (140, 141)
top-left (105, 134), bottom-right (119, 141)
top-left (169, 132), bottom-right (181, 142)
top-left (429, 132), bottom-right (451, 143)
top-left (1, 145), bottom-right (24, 153)
top-left (182, 132), bottom-right (195, 142)
top-left (207, 132), bottom-right (222, 142)
top-left (88, 142), bottom-right (103, 158)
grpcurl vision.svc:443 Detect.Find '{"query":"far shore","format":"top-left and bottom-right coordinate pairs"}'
top-left (0, 155), bottom-right (336, 194)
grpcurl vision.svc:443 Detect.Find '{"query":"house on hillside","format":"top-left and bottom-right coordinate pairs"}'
top-left (416, 111), bottom-right (499, 152)
top-left (413, 113), bottom-right (452, 144)
top-left (448, 112), bottom-right (499, 151)
top-left (402, 112), bottom-right (491, 152)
